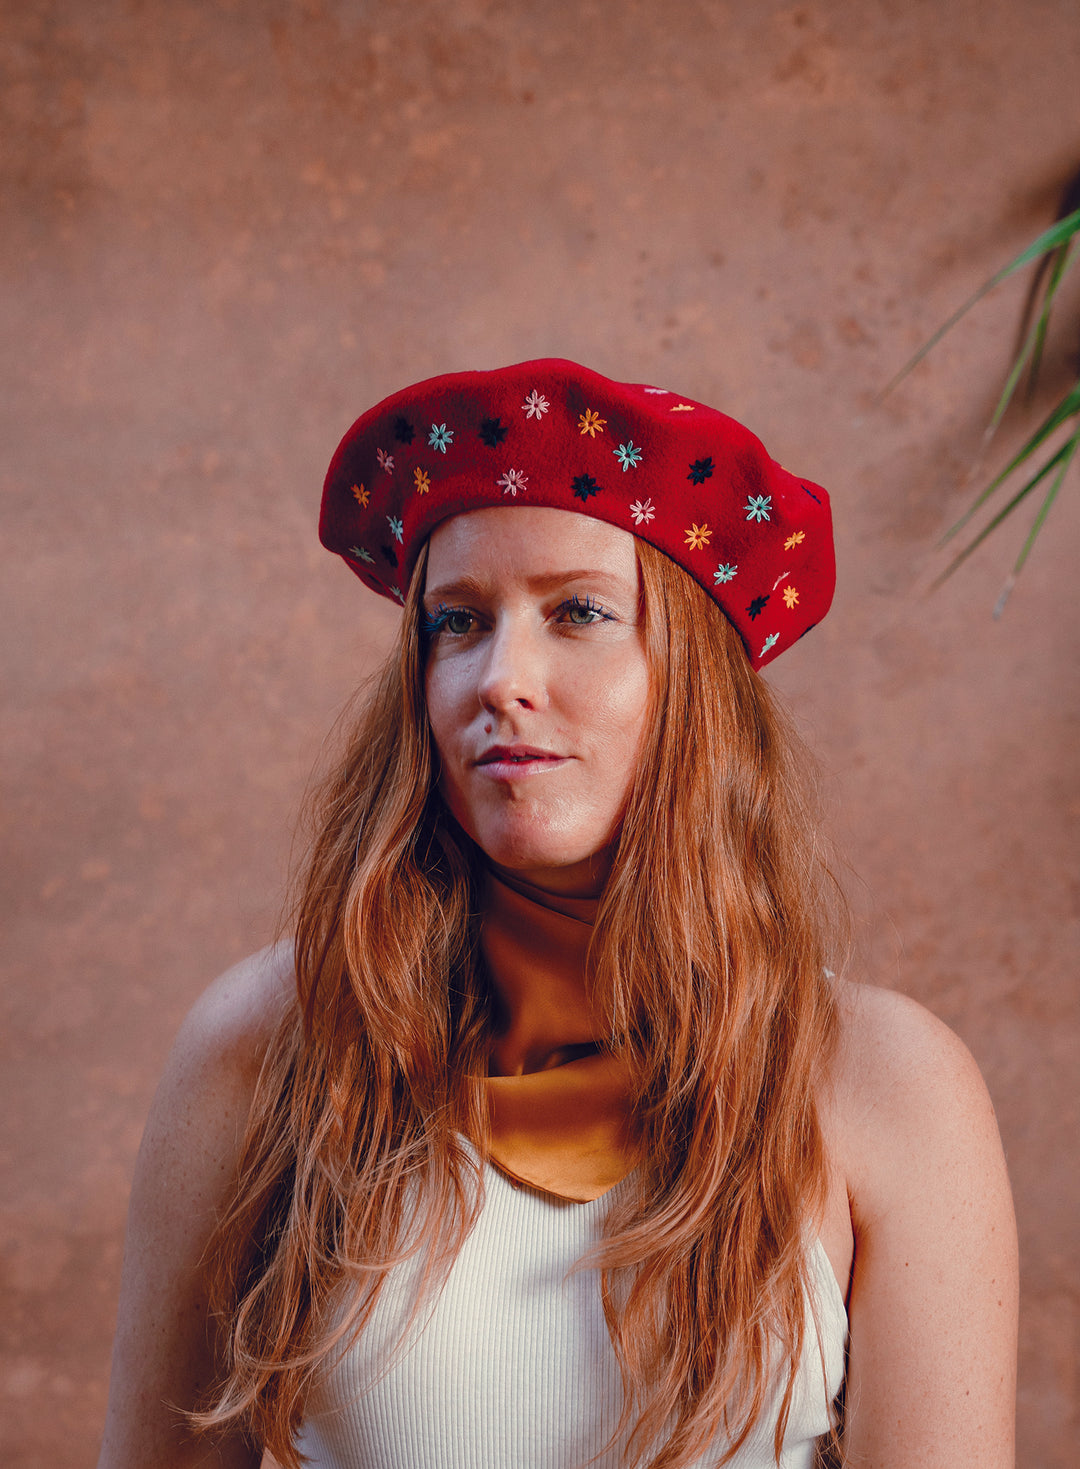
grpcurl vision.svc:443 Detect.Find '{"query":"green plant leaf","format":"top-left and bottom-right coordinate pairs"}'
top-left (933, 429), bottom-right (1080, 587)
top-left (990, 238), bottom-right (1078, 429)
top-left (939, 380), bottom-right (1080, 545)
top-left (882, 206), bottom-right (1080, 397)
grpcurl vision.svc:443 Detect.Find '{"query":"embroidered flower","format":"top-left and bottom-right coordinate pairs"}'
top-left (614, 440), bottom-right (642, 471)
top-left (746, 595), bottom-right (769, 620)
top-left (479, 417), bottom-right (508, 446)
top-left (782, 585), bottom-right (799, 609)
top-left (349, 545), bottom-right (374, 564)
top-left (629, 497), bottom-right (655, 525)
top-left (745, 495), bottom-right (771, 522)
top-left (713, 563), bottom-right (738, 583)
top-left (523, 390), bottom-right (550, 419)
top-left (351, 483), bottom-right (369, 508)
top-left (784, 530), bottom-right (805, 550)
top-left (643, 387), bottom-right (670, 394)
top-left (387, 515), bottom-right (404, 543)
top-left (497, 468), bottom-right (528, 496)
top-left (684, 523), bottom-right (712, 550)
top-left (760, 632), bottom-right (780, 657)
top-left (394, 417), bottom-right (415, 444)
top-left (572, 474), bottom-right (601, 502)
top-left (390, 585), bottom-right (404, 603)
top-left (414, 467), bottom-right (431, 495)
top-left (376, 448), bottom-right (395, 473)
top-left (428, 422), bottom-right (454, 453)
top-left (688, 457), bottom-right (714, 484)
top-left (579, 408), bottom-right (607, 438)
top-left (671, 403), bottom-right (695, 412)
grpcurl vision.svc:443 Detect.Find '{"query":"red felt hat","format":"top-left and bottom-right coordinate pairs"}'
top-left (319, 359), bottom-right (835, 669)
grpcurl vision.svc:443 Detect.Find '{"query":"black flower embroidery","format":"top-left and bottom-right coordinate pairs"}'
top-left (479, 416), bottom-right (508, 446)
top-left (380, 544), bottom-right (399, 568)
top-left (572, 474), bottom-right (601, 502)
top-left (746, 595), bottom-right (769, 620)
top-left (394, 417), bottom-right (415, 444)
top-left (688, 457), bottom-right (714, 484)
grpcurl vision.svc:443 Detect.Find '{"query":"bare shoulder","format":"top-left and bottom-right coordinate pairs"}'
top-left (825, 981), bottom-right (1018, 1468)
top-left (827, 979), bottom-right (1006, 1224)
top-left (168, 941), bottom-right (295, 1093)
top-left (97, 946), bottom-right (296, 1468)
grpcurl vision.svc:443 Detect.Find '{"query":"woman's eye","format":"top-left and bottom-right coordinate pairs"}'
top-left (422, 605), bottom-right (475, 636)
top-left (560, 595), bottom-right (611, 625)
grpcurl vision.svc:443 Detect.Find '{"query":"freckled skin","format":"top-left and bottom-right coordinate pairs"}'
top-left (423, 507), bottom-right (651, 898)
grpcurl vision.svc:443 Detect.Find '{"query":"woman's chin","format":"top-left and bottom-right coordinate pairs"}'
top-left (473, 838), bottom-right (614, 897)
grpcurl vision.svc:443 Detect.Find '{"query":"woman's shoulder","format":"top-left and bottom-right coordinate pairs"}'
top-left (97, 947), bottom-right (296, 1467)
top-left (133, 941), bottom-right (296, 1222)
top-left (826, 978), bottom-right (1010, 1225)
top-left (173, 941), bottom-right (295, 1085)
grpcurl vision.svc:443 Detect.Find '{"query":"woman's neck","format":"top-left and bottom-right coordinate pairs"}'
top-left (480, 868), bottom-right (605, 1077)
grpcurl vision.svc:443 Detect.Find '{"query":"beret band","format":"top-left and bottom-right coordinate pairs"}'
top-left (319, 358), bottom-right (835, 669)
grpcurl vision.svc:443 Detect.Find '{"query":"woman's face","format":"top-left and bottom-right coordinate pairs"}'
top-left (423, 507), bottom-right (651, 897)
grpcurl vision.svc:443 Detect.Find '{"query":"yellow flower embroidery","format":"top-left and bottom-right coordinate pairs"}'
top-left (784, 531), bottom-right (805, 550)
top-left (684, 523), bottom-right (712, 550)
top-left (414, 467), bottom-right (431, 495)
top-left (352, 483), bottom-right (369, 508)
top-left (782, 585), bottom-right (799, 609)
top-left (578, 408), bottom-right (607, 437)
top-left (670, 403), bottom-right (696, 412)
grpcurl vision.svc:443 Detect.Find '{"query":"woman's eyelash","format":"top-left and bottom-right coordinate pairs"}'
top-left (421, 603), bottom-right (458, 635)
top-left (422, 595), bottom-right (613, 635)
top-left (559, 594), bottom-right (614, 622)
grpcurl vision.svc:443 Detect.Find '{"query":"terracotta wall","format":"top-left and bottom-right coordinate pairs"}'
top-left (3, 2), bottom-right (1078, 1464)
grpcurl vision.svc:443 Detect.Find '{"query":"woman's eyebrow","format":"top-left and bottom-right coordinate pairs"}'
top-left (423, 570), bottom-right (628, 603)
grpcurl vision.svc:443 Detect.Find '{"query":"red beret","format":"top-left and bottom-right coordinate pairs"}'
top-left (319, 359), bottom-right (835, 669)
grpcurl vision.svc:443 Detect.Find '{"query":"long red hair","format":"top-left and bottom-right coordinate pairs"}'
top-left (195, 537), bottom-right (844, 1467)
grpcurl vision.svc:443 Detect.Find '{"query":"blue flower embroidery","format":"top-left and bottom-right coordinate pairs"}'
top-left (614, 441), bottom-right (642, 471)
top-left (428, 423), bottom-right (454, 453)
top-left (349, 545), bottom-right (374, 564)
top-left (713, 563), bottom-right (738, 583)
top-left (387, 515), bottom-right (404, 543)
top-left (760, 632), bottom-right (780, 656)
top-left (745, 495), bottom-right (771, 522)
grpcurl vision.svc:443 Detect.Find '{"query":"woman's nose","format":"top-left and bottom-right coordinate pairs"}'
top-left (476, 619), bottom-right (548, 713)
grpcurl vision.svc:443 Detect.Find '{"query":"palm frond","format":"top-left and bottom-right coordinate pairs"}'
top-left (884, 185), bottom-right (1080, 606)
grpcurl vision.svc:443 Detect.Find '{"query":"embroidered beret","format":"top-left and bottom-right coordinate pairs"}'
top-left (319, 358), bottom-right (835, 669)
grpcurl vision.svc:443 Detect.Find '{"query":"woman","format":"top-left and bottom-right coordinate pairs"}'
top-left (98, 360), bottom-right (1018, 1468)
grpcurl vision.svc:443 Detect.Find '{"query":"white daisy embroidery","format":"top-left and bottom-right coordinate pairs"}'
top-left (629, 498), bottom-right (655, 525)
top-left (522, 390), bottom-right (550, 419)
top-left (497, 468), bottom-right (529, 496)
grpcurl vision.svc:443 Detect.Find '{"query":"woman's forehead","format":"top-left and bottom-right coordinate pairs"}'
top-left (425, 506), bottom-right (639, 589)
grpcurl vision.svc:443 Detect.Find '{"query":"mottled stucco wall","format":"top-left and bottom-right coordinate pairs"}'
top-left (3, 2), bottom-right (1078, 1465)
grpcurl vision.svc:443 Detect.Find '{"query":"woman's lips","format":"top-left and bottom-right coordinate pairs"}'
top-left (475, 746), bottom-right (570, 780)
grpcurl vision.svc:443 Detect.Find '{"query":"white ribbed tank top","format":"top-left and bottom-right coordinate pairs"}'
top-left (294, 1162), bottom-right (847, 1469)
